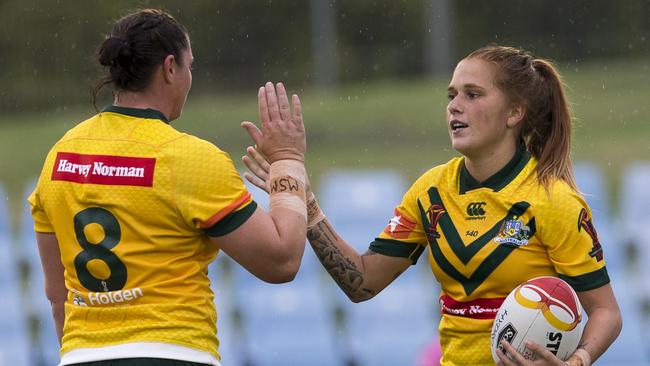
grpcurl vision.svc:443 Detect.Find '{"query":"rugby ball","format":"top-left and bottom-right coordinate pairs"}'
top-left (490, 276), bottom-right (582, 362)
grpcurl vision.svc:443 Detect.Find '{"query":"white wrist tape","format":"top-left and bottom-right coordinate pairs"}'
top-left (306, 191), bottom-right (326, 229)
top-left (269, 160), bottom-right (307, 221)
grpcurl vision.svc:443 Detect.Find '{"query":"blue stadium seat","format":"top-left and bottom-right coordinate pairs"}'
top-left (319, 170), bottom-right (443, 365)
top-left (230, 261), bottom-right (343, 366)
top-left (573, 162), bottom-right (610, 223)
top-left (619, 163), bottom-right (650, 301)
top-left (587, 270), bottom-right (650, 364)
top-left (218, 178), bottom-right (343, 365)
top-left (319, 169), bottom-right (406, 251)
top-left (593, 162), bottom-right (650, 364)
top-left (620, 162), bottom-right (650, 221)
top-left (620, 162), bottom-right (650, 248)
top-left (209, 254), bottom-right (243, 366)
top-left (345, 266), bottom-right (439, 366)
top-left (0, 184), bottom-right (31, 366)
top-left (573, 162), bottom-right (622, 274)
top-left (20, 180), bottom-right (60, 366)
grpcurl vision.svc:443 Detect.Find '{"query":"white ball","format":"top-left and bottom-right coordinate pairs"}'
top-left (490, 276), bottom-right (583, 362)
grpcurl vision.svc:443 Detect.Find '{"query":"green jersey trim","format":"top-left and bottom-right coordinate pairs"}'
top-left (459, 142), bottom-right (531, 194)
top-left (558, 267), bottom-right (610, 292)
top-left (204, 201), bottom-right (257, 237)
top-left (369, 238), bottom-right (426, 264)
top-left (420, 187), bottom-right (534, 296)
top-left (103, 105), bottom-right (170, 124)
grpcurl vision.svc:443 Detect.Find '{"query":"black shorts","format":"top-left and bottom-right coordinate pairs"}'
top-left (69, 358), bottom-right (211, 366)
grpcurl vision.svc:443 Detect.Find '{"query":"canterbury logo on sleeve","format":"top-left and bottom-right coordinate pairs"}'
top-left (52, 152), bottom-right (156, 187)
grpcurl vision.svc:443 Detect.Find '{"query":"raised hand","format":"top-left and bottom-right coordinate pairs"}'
top-left (241, 82), bottom-right (306, 163)
top-left (242, 145), bottom-right (270, 193)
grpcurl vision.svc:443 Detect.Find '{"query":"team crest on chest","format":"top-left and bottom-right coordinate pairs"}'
top-left (494, 216), bottom-right (533, 247)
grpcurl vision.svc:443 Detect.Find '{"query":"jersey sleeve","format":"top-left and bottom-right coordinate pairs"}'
top-left (28, 185), bottom-right (54, 233)
top-left (369, 178), bottom-right (429, 264)
top-left (28, 149), bottom-right (56, 233)
top-left (541, 189), bottom-right (609, 292)
top-left (172, 137), bottom-right (255, 236)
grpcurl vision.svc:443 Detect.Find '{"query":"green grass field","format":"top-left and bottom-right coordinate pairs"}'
top-left (2, 56), bottom-right (649, 223)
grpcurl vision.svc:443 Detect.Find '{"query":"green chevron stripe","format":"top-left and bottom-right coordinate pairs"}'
top-left (419, 188), bottom-right (533, 295)
top-left (428, 187), bottom-right (530, 264)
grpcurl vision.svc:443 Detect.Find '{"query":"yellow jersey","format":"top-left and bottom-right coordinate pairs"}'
top-left (29, 106), bottom-right (255, 365)
top-left (371, 145), bottom-right (608, 365)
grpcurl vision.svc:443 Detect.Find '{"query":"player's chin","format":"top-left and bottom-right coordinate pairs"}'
top-left (450, 136), bottom-right (472, 155)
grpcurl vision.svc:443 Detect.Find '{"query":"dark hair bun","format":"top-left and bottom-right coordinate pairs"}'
top-left (92, 9), bottom-right (189, 102)
top-left (98, 37), bottom-right (132, 67)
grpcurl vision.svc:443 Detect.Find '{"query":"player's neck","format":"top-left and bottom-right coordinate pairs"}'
top-left (113, 89), bottom-right (172, 121)
top-left (463, 140), bottom-right (518, 183)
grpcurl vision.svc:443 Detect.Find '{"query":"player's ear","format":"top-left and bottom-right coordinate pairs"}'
top-left (506, 103), bottom-right (525, 128)
top-left (162, 54), bottom-right (176, 84)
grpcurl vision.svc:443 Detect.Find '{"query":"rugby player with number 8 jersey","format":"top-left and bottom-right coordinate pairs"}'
top-left (242, 45), bottom-right (622, 365)
top-left (29, 9), bottom-right (309, 366)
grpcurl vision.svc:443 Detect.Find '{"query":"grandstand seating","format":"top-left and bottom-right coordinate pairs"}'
top-left (0, 184), bottom-right (31, 366)
top-left (620, 162), bottom-right (650, 273)
top-left (223, 180), bottom-right (344, 366)
top-left (344, 266), bottom-right (439, 366)
top-left (229, 258), bottom-right (343, 366)
top-left (209, 254), bottom-right (243, 366)
top-left (596, 273), bottom-right (650, 365)
top-left (8, 165), bottom-right (650, 365)
top-left (573, 162), bottom-right (622, 274)
top-left (20, 180), bottom-right (60, 366)
top-left (618, 162), bottom-right (650, 360)
top-left (319, 169), bottom-right (406, 252)
top-left (319, 170), bottom-right (442, 365)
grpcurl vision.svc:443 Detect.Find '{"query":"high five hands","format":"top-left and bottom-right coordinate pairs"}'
top-left (241, 82), bottom-right (306, 165)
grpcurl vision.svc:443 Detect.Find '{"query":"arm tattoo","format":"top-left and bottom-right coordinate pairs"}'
top-left (307, 221), bottom-right (375, 302)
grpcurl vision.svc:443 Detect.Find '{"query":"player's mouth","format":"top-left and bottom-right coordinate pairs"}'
top-left (450, 120), bottom-right (468, 132)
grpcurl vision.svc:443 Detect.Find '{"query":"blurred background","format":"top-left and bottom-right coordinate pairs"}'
top-left (1, 0), bottom-right (649, 365)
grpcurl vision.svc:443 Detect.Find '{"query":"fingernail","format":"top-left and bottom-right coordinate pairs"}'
top-left (524, 340), bottom-right (532, 346)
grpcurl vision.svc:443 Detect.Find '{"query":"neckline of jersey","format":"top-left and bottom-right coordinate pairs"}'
top-left (459, 142), bottom-right (531, 194)
top-left (102, 105), bottom-right (170, 124)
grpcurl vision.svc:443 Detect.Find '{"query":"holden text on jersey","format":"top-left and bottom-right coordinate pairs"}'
top-left (87, 287), bottom-right (144, 305)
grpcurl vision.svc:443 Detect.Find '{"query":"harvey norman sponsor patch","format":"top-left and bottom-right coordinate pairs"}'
top-left (52, 152), bottom-right (155, 187)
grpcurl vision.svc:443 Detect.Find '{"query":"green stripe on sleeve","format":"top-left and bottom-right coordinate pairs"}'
top-left (204, 201), bottom-right (257, 237)
top-left (369, 238), bottom-right (426, 264)
top-left (558, 267), bottom-right (610, 292)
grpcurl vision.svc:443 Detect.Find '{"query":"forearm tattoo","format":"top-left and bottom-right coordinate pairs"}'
top-left (307, 221), bottom-right (375, 301)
